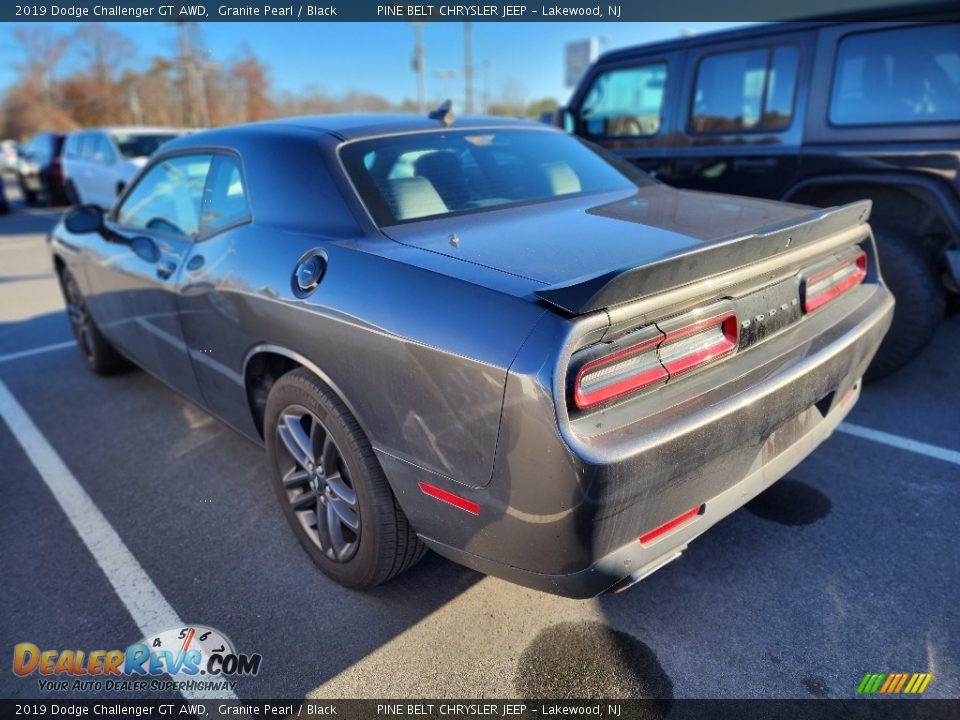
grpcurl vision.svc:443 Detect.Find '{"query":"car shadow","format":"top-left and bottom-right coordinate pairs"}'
top-left (0, 206), bottom-right (64, 237)
top-left (0, 310), bottom-right (484, 700)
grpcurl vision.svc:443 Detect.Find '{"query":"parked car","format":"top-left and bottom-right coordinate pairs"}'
top-left (62, 126), bottom-right (186, 209)
top-left (17, 132), bottom-right (67, 206)
top-left (1, 139), bottom-right (19, 172)
top-left (48, 115), bottom-right (893, 597)
top-left (563, 20), bottom-right (960, 379)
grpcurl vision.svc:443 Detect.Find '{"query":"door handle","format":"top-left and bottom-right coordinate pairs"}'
top-left (157, 259), bottom-right (177, 280)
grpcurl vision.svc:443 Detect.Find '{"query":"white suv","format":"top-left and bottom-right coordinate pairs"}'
top-left (63, 127), bottom-right (186, 209)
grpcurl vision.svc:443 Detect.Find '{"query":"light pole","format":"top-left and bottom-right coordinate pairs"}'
top-left (409, 23), bottom-right (427, 113)
top-left (464, 22), bottom-right (474, 113)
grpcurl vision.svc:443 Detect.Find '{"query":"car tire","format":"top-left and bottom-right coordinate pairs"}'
top-left (65, 180), bottom-right (80, 206)
top-left (265, 368), bottom-right (426, 588)
top-left (867, 227), bottom-right (944, 381)
top-left (60, 269), bottom-right (130, 375)
top-left (20, 179), bottom-right (37, 206)
top-left (49, 183), bottom-right (69, 207)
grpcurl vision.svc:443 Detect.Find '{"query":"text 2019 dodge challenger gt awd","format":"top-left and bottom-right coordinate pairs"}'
top-left (48, 115), bottom-right (893, 597)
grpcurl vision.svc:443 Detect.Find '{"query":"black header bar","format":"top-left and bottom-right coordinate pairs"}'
top-left (4, 0), bottom-right (958, 23)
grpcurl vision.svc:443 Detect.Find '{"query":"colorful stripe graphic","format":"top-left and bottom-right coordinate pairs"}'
top-left (857, 673), bottom-right (933, 695)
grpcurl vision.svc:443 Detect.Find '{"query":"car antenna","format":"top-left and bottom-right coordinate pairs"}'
top-left (429, 99), bottom-right (455, 128)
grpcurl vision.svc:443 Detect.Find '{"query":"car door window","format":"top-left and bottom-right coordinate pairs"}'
top-left (579, 62), bottom-right (668, 138)
top-left (200, 155), bottom-right (251, 235)
top-left (116, 154), bottom-right (213, 238)
top-left (829, 25), bottom-right (960, 126)
top-left (64, 134), bottom-right (82, 159)
top-left (94, 135), bottom-right (116, 164)
top-left (79, 134), bottom-right (97, 161)
top-left (690, 45), bottom-right (799, 133)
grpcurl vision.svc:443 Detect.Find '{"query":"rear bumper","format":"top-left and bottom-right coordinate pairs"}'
top-left (422, 372), bottom-right (861, 598)
top-left (414, 284), bottom-right (894, 597)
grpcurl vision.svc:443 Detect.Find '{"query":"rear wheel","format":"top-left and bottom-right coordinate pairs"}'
top-left (60, 270), bottom-right (129, 375)
top-left (265, 368), bottom-right (425, 588)
top-left (868, 228), bottom-right (944, 380)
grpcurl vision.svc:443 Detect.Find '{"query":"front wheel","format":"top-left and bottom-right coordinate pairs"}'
top-left (60, 270), bottom-right (130, 375)
top-left (867, 228), bottom-right (944, 380)
top-left (20, 178), bottom-right (37, 206)
top-left (265, 368), bottom-right (426, 588)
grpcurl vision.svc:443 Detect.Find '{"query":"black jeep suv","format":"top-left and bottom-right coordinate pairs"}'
top-left (564, 20), bottom-right (960, 378)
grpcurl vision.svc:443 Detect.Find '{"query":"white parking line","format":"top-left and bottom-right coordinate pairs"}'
top-left (0, 340), bottom-right (75, 364)
top-left (0, 379), bottom-right (238, 700)
top-left (838, 422), bottom-right (960, 466)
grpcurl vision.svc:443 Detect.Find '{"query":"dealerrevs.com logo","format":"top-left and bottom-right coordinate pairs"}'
top-left (12, 625), bottom-right (262, 693)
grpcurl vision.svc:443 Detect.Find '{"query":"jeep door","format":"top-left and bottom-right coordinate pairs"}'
top-left (663, 29), bottom-right (814, 199)
top-left (570, 50), bottom-right (686, 179)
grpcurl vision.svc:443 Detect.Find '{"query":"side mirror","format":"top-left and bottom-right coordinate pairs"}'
top-left (64, 204), bottom-right (104, 235)
top-left (558, 107), bottom-right (574, 132)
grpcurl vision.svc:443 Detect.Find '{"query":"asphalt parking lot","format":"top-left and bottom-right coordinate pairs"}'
top-left (1, 179), bottom-right (958, 701)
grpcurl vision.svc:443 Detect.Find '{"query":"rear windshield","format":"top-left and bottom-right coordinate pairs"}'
top-left (340, 129), bottom-right (645, 226)
top-left (111, 133), bottom-right (179, 159)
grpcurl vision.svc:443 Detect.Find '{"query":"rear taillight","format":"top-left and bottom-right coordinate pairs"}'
top-left (658, 312), bottom-right (739, 378)
top-left (572, 305), bottom-right (739, 410)
top-left (574, 333), bottom-right (666, 410)
top-left (801, 250), bottom-right (866, 313)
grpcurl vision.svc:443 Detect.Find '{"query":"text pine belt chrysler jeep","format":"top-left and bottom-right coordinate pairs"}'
top-left (49, 114), bottom-right (893, 597)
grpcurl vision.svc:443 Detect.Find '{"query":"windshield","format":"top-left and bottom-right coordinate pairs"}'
top-left (340, 128), bottom-right (647, 226)
top-left (111, 133), bottom-right (179, 159)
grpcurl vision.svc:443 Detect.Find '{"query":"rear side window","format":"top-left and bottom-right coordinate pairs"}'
top-left (690, 45), bottom-right (799, 133)
top-left (579, 63), bottom-right (668, 137)
top-left (116, 154), bottom-right (213, 238)
top-left (830, 25), bottom-right (960, 126)
top-left (200, 155), bottom-right (251, 234)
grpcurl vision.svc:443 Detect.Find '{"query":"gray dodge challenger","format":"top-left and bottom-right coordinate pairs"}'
top-left (49, 114), bottom-right (894, 597)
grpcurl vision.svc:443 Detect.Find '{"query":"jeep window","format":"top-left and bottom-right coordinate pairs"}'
top-left (341, 129), bottom-right (647, 226)
top-left (830, 25), bottom-right (960, 126)
top-left (690, 45), bottom-right (799, 133)
top-left (578, 63), bottom-right (668, 138)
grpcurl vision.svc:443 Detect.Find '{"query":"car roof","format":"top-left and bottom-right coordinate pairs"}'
top-left (67, 126), bottom-right (189, 135)
top-left (596, 6), bottom-right (957, 64)
top-left (208, 113), bottom-right (549, 141)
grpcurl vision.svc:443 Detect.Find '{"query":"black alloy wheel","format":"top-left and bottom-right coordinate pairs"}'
top-left (265, 368), bottom-right (426, 588)
top-left (275, 404), bottom-right (361, 563)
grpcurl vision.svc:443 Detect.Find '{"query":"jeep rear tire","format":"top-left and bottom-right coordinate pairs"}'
top-left (868, 228), bottom-right (944, 380)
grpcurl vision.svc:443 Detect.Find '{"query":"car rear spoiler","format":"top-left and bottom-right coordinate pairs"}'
top-left (534, 200), bottom-right (872, 315)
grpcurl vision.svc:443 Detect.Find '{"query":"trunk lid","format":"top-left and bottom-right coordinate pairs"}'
top-left (382, 185), bottom-right (870, 314)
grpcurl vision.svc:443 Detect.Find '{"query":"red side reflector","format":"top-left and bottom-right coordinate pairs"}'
top-left (639, 505), bottom-right (703, 545)
top-left (802, 251), bottom-right (867, 313)
top-left (418, 482), bottom-right (480, 515)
